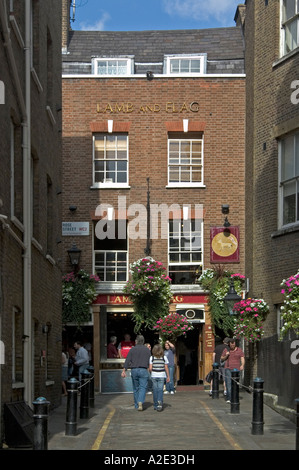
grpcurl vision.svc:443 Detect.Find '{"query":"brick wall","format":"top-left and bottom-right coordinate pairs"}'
top-left (62, 76), bottom-right (246, 275)
top-left (244, 0), bottom-right (299, 337)
top-left (0, 0), bottom-right (62, 425)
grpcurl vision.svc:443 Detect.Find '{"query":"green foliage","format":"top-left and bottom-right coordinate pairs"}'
top-left (62, 270), bottom-right (99, 326)
top-left (280, 271), bottom-right (299, 339)
top-left (199, 267), bottom-right (245, 336)
top-left (123, 258), bottom-right (173, 333)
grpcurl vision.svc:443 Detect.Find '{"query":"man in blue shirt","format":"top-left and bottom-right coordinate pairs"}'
top-left (74, 341), bottom-right (90, 380)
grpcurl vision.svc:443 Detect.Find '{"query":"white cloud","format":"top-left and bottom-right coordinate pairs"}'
top-left (79, 11), bottom-right (110, 31)
top-left (162, 0), bottom-right (239, 25)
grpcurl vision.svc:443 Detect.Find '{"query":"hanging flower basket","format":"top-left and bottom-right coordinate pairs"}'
top-left (153, 312), bottom-right (194, 342)
top-left (123, 258), bottom-right (173, 333)
top-left (62, 270), bottom-right (100, 326)
top-left (198, 267), bottom-right (245, 335)
top-left (233, 298), bottom-right (269, 342)
top-left (280, 271), bottom-right (299, 339)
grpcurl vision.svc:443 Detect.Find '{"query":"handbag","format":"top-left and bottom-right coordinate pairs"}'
top-left (205, 370), bottom-right (213, 383)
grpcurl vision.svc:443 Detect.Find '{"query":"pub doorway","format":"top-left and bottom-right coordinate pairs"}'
top-left (176, 324), bottom-right (203, 385)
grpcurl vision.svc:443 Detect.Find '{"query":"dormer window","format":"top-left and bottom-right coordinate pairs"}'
top-left (164, 54), bottom-right (207, 75)
top-left (92, 57), bottom-right (134, 76)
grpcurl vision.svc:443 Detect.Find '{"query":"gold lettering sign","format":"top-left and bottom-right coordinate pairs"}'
top-left (96, 102), bottom-right (199, 114)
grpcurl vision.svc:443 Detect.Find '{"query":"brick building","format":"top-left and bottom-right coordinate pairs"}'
top-left (62, 4), bottom-right (246, 391)
top-left (0, 0), bottom-right (62, 444)
top-left (237, 0), bottom-right (299, 412)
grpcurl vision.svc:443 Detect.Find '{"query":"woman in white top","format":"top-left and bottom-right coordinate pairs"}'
top-left (149, 344), bottom-right (170, 411)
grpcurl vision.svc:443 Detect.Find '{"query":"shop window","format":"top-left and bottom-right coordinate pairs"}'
top-left (164, 54), bottom-right (207, 75)
top-left (93, 133), bottom-right (129, 187)
top-left (168, 134), bottom-right (204, 186)
top-left (281, 0), bottom-right (299, 55)
top-left (94, 220), bottom-right (128, 282)
top-left (168, 219), bottom-right (203, 284)
top-left (279, 131), bottom-right (299, 227)
top-left (92, 58), bottom-right (134, 76)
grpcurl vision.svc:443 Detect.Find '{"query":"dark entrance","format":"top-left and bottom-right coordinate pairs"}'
top-left (176, 324), bottom-right (202, 385)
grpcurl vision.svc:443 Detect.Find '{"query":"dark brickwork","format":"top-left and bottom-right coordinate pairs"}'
top-left (0, 0), bottom-right (62, 437)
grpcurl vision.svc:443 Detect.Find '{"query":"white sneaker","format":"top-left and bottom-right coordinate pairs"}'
top-left (170, 391), bottom-right (174, 395)
top-left (164, 391), bottom-right (169, 394)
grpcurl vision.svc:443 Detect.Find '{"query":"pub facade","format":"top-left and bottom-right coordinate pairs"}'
top-left (61, 2), bottom-right (246, 391)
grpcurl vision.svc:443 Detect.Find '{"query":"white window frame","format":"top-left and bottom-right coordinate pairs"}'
top-left (168, 219), bottom-right (203, 285)
top-left (167, 137), bottom-right (204, 187)
top-left (281, 0), bottom-right (299, 56)
top-left (164, 54), bottom-right (207, 75)
top-left (278, 131), bottom-right (299, 228)
top-left (92, 57), bottom-right (134, 76)
top-left (94, 250), bottom-right (128, 282)
top-left (92, 133), bottom-right (129, 188)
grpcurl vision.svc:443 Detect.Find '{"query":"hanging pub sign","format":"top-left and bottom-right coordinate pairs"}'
top-left (210, 226), bottom-right (240, 263)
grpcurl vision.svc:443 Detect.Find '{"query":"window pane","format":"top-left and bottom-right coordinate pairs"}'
top-left (283, 180), bottom-right (296, 224)
top-left (282, 135), bottom-right (295, 180)
top-left (285, 19), bottom-right (298, 53)
top-left (169, 168), bottom-right (180, 182)
top-left (117, 172), bottom-right (127, 183)
top-left (170, 59), bottom-right (180, 73)
top-left (283, 0), bottom-right (296, 21)
top-left (97, 61), bottom-right (107, 74)
top-left (190, 59), bottom-right (201, 73)
top-left (180, 59), bottom-right (190, 73)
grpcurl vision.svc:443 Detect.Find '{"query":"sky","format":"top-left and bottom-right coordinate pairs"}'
top-left (71, 0), bottom-right (242, 32)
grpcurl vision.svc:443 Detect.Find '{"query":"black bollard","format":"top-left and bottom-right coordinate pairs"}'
top-left (80, 370), bottom-right (91, 419)
top-left (230, 369), bottom-right (240, 414)
top-left (87, 365), bottom-right (95, 408)
top-left (32, 397), bottom-right (50, 450)
top-left (251, 377), bottom-right (264, 435)
top-left (212, 362), bottom-right (219, 399)
top-left (295, 398), bottom-right (299, 450)
top-left (65, 377), bottom-right (79, 436)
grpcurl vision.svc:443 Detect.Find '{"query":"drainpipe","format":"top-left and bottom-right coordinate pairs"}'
top-left (23, 0), bottom-right (32, 406)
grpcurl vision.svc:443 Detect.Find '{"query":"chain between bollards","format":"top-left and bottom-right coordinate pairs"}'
top-left (251, 377), bottom-right (264, 435)
top-left (32, 397), bottom-right (50, 450)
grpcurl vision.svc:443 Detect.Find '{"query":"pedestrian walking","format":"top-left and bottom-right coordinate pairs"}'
top-left (121, 335), bottom-right (151, 411)
top-left (149, 343), bottom-right (170, 411)
top-left (73, 341), bottom-right (90, 380)
top-left (210, 337), bottom-right (230, 396)
top-left (164, 340), bottom-right (176, 394)
top-left (221, 338), bottom-right (245, 403)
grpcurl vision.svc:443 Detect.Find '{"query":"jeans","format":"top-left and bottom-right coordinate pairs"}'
top-left (152, 377), bottom-right (165, 408)
top-left (147, 371), bottom-right (153, 392)
top-left (131, 368), bottom-right (149, 408)
top-left (165, 366), bottom-right (175, 392)
top-left (225, 369), bottom-right (234, 400)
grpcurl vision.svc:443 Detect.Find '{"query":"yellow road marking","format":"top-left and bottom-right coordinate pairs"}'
top-left (91, 408), bottom-right (116, 450)
top-left (199, 400), bottom-right (243, 450)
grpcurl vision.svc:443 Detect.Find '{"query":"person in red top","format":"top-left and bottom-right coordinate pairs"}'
top-left (221, 338), bottom-right (245, 404)
top-left (118, 333), bottom-right (135, 359)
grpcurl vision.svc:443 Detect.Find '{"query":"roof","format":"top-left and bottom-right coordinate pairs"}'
top-left (64, 27), bottom-right (244, 63)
